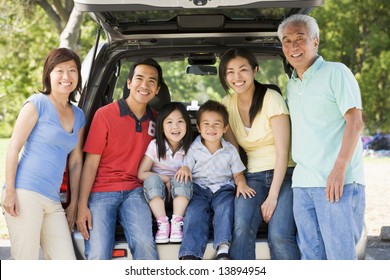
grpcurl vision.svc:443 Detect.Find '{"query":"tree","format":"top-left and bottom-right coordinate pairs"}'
top-left (0, 0), bottom-right (389, 137)
top-left (32, 0), bottom-right (83, 51)
top-left (312, 0), bottom-right (390, 133)
top-left (0, 0), bottom-right (92, 137)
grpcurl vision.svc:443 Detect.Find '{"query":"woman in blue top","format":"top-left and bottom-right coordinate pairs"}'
top-left (2, 48), bottom-right (86, 260)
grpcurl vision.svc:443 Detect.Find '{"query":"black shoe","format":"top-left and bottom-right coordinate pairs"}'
top-left (180, 255), bottom-right (200, 260)
top-left (214, 253), bottom-right (231, 260)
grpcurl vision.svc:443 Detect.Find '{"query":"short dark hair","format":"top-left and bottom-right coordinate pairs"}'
top-left (197, 100), bottom-right (229, 127)
top-left (41, 48), bottom-right (82, 103)
top-left (155, 102), bottom-right (192, 160)
top-left (127, 57), bottom-right (163, 87)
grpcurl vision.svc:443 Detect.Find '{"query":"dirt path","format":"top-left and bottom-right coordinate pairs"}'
top-left (363, 157), bottom-right (390, 236)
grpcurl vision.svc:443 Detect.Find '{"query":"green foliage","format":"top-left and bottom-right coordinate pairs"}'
top-left (312, 0), bottom-right (390, 133)
top-left (0, 1), bottom-right (97, 137)
top-left (0, 0), bottom-right (389, 136)
top-left (0, 1), bottom-right (58, 137)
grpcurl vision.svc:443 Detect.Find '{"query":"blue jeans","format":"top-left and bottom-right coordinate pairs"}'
top-left (178, 184), bottom-right (235, 259)
top-left (143, 174), bottom-right (193, 202)
top-left (84, 187), bottom-right (158, 260)
top-left (293, 183), bottom-right (366, 259)
top-left (230, 167), bottom-right (300, 260)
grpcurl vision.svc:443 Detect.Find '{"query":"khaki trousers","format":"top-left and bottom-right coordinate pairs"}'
top-left (2, 189), bottom-right (76, 260)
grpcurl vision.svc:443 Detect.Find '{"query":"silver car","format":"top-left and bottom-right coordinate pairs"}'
top-left (68, 0), bottom-right (366, 260)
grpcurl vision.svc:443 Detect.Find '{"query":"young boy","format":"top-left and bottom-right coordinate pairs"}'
top-left (175, 100), bottom-right (255, 260)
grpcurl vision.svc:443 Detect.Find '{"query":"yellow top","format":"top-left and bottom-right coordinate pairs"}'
top-left (221, 89), bottom-right (295, 173)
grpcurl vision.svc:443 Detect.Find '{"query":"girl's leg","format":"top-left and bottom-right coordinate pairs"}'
top-left (170, 178), bottom-right (193, 243)
top-left (172, 196), bottom-right (189, 217)
top-left (171, 177), bottom-right (193, 217)
top-left (144, 174), bottom-right (169, 243)
top-left (144, 174), bottom-right (167, 219)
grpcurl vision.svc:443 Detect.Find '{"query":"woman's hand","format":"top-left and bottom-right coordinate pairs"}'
top-left (260, 196), bottom-right (278, 223)
top-left (2, 188), bottom-right (19, 217)
top-left (65, 202), bottom-right (78, 232)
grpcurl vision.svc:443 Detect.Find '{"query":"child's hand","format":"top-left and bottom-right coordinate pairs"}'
top-left (174, 166), bottom-right (192, 184)
top-left (236, 183), bottom-right (256, 199)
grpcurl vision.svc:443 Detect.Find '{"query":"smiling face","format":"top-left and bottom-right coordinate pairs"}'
top-left (225, 56), bottom-right (257, 96)
top-left (49, 60), bottom-right (78, 95)
top-left (127, 64), bottom-right (160, 105)
top-left (281, 22), bottom-right (319, 78)
top-left (197, 110), bottom-right (228, 144)
top-left (163, 109), bottom-right (187, 148)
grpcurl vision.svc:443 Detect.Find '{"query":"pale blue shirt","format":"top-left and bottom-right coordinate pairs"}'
top-left (286, 56), bottom-right (365, 187)
top-left (10, 93), bottom-right (85, 201)
top-left (184, 135), bottom-right (246, 193)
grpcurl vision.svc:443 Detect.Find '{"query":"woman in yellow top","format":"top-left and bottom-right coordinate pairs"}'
top-left (219, 47), bottom-right (299, 260)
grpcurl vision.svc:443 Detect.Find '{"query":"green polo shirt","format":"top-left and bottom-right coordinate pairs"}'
top-left (286, 56), bottom-right (365, 188)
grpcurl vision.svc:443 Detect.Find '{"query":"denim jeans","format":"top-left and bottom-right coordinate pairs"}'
top-left (143, 174), bottom-right (193, 202)
top-left (293, 183), bottom-right (366, 259)
top-left (84, 187), bottom-right (158, 260)
top-left (178, 184), bottom-right (235, 259)
top-left (230, 167), bottom-right (300, 260)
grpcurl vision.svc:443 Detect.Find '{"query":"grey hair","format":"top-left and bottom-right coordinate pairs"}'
top-left (277, 14), bottom-right (320, 42)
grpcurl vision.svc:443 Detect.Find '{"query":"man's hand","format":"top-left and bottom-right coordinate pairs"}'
top-left (77, 205), bottom-right (93, 240)
top-left (326, 164), bottom-right (346, 202)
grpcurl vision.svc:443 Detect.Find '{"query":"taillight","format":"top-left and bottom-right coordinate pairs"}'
top-left (112, 249), bottom-right (127, 258)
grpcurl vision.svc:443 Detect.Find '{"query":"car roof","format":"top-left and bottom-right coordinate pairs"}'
top-left (74, 0), bottom-right (325, 43)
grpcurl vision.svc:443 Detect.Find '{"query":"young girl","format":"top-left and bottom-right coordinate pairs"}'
top-left (138, 102), bottom-right (193, 243)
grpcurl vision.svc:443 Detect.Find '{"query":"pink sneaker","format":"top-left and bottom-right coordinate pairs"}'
top-left (155, 217), bottom-right (170, 244)
top-left (170, 216), bottom-right (184, 243)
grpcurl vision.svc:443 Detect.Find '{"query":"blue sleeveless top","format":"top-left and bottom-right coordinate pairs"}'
top-left (11, 93), bottom-right (85, 201)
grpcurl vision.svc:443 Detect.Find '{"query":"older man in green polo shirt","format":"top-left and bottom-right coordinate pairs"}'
top-left (278, 14), bottom-right (366, 260)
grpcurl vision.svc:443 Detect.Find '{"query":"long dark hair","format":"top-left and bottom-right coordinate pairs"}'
top-left (219, 47), bottom-right (267, 125)
top-left (41, 48), bottom-right (82, 103)
top-left (155, 102), bottom-right (192, 160)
